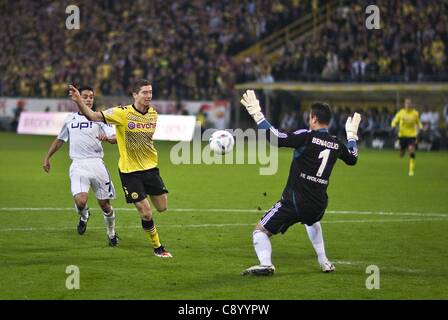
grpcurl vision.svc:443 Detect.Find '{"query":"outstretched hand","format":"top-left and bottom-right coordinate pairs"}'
top-left (97, 134), bottom-right (116, 144)
top-left (68, 85), bottom-right (82, 104)
top-left (345, 112), bottom-right (362, 141)
top-left (43, 158), bottom-right (50, 173)
top-left (68, 84), bottom-right (101, 121)
top-left (240, 90), bottom-right (265, 123)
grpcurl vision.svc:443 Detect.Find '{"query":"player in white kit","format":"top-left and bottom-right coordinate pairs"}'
top-left (43, 86), bottom-right (119, 246)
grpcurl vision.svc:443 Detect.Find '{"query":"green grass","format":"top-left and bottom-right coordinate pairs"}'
top-left (0, 132), bottom-right (447, 299)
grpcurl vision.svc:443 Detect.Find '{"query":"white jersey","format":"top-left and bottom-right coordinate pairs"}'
top-left (57, 113), bottom-right (116, 160)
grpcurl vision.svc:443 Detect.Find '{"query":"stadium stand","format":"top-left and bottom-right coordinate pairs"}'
top-left (1, 0), bottom-right (447, 148)
top-left (0, 0), bottom-right (308, 99)
top-left (269, 0), bottom-right (448, 82)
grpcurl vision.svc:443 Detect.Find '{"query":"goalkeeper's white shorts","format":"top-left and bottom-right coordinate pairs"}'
top-left (69, 158), bottom-right (116, 200)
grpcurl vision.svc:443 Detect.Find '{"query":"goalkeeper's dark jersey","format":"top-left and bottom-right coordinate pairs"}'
top-left (259, 120), bottom-right (358, 223)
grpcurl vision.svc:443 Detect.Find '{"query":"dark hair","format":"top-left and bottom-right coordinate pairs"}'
top-left (132, 79), bottom-right (152, 94)
top-left (310, 101), bottom-right (332, 125)
top-left (78, 86), bottom-right (94, 94)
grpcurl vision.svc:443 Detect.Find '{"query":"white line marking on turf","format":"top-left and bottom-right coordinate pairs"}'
top-left (0, 224), bottom-right (250, 232)
top-left (324, 218), bottom-right (448, 223)
top-left (334, 260), bottom-right (424, 273)
top-left (0, 218), bottom-right (447, 232)
top-left (0, 207), bottom-right (258, 212)
top-left (1, 207), bottom-right (448, 217)
top-left (327, 210), bottom-right (448, 218)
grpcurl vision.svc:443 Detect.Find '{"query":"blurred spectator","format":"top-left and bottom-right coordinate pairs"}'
top-left (377, 107), bottom-right (394, 138)
top-left (196, 108), bottom-right (207, 134)
top-left (420, 106), bottom-right (432, 128)
top-left (321, 50), bottom-right (339, 80)
top-left (280, 110), bottom-right (298, 132)
top-left (419, 105), bottom-right (439, 150)
top-left (10, 100), bottom-right (26, 132)
top-left (351, 54), bottom-right (366, 81)
top-left (257, 65), bottom-right (275, 114)
top-left (362, 107), bottom-right (380, 139)
top-left (444, 103), bottom-right (448, 131)
top-left (428, 106), bottom-right (440, 131)
top-left (175, 101), bottom-right (189, 115)
top-left (302, 109), bottom-right (310, 129)
top-left (328, 106), bottom-right (341, 136)
top-left (365, 53), bottom-right (380, 81)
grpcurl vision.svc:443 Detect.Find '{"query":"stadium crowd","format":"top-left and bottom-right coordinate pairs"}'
top-left (1, 0), bottom-right (447, 100)
top-left (0, 0), bottom-right (307, 99)
top-left (273, 0), bottom-right (448, 82)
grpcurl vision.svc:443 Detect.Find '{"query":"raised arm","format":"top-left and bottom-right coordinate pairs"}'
top-left (339, 113), bottom-right (361, 166)
top-left (68, 85), bottom-right (105, 122)
top-left (240, 90), bottom-right (308, 148)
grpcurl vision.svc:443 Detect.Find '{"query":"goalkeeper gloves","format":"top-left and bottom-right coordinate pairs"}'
top-left (240, 90), bottom-right (265, 123)
top-left (345, 112), bottom-right (361, 141)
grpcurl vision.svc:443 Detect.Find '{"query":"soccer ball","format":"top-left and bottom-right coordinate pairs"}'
top-left (209, 130), bottom-right (234, 154)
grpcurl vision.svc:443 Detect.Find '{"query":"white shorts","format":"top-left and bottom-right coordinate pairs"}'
top-left (69, 158), bottom-right (116, 200)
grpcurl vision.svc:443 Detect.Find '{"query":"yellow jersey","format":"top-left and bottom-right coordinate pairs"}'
top-left (391, 108), bottom-right (423, 138)
top-left (101, 104), bottom-right (158, 173)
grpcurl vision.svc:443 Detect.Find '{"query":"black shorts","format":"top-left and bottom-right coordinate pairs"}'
top-left (119, 168), bottom-right (168, 203)
top-left (399, 137), bottom-right (417, 150)
top-left (260, 199), bottom-right (325, 234)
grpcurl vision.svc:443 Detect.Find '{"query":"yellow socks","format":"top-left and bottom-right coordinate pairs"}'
top-left (409, 157), bottom-right (415, 176)
top-left (142, 219), bottom-right (161, 248)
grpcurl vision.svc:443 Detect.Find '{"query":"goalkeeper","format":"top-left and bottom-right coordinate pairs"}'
top-left (240, 90), bottom-right (360, 276)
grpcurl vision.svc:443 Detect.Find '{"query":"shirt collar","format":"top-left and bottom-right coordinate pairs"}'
top-left (132, 104), bottom-right (149, 115)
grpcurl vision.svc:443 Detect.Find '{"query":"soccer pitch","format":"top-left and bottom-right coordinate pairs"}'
top-left (0, 132), bottom-right (447, 300)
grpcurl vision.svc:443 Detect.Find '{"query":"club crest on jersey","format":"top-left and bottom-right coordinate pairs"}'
top-left (71, 122), bottom-right (93, 129)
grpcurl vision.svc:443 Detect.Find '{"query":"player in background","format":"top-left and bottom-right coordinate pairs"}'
top-left (43, 86), bottom-right (118, 246)
top-left (391, 97), bottom-right (423, 176)
top-left (240, 90), bottom-right (360, 275)
top-left (68, 80), bottom-right (172, 258)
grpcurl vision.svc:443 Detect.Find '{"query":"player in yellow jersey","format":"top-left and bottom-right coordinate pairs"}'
top-left (69, 80), bottom-right (172, 258)
top-left (391, 98), bottom-right (423, 176)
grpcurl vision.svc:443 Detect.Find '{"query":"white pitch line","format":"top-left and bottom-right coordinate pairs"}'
top-left (0, 218), bottom-right (447, 232)
top-left (1, 207), bottom-right (448, 217)
top-left (0, 207), bottom-right (259, 213)
top-left (327, 210), bottom-right (448, 218)
top-left (324, 218), bottom-right (448, 223)
top-left (0, 223), bottom-right (249, 232)
top-left (333, 260), bottom-right (424, 273)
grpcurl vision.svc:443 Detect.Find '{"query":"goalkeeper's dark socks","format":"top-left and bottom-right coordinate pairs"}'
top-left (141, 219), bottom-right (161, 248)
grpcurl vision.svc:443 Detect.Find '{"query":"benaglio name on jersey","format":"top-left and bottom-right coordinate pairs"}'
top-left (311, 137), bottom-right (339, 150)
